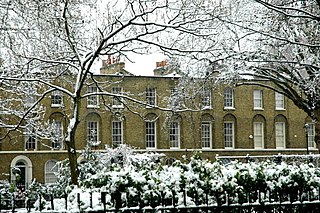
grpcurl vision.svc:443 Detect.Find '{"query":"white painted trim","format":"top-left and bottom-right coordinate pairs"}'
top-left (10, 155), bottom-right (33, 188)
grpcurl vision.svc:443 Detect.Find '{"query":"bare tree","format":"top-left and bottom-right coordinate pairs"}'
top-left (0, 0), bottom-right (226, 185)
top-left (203, 0), bottom-right (320, 150)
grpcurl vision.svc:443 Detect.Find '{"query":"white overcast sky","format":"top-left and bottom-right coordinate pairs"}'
top-left (95, 53), bottom-right (165, 76)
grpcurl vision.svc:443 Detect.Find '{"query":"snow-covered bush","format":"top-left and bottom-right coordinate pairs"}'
top-left (39, 148), bottom-right (320, 211)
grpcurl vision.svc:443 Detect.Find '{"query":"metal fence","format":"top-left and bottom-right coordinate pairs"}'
top-left (1, 188), bottom-right (320, 212)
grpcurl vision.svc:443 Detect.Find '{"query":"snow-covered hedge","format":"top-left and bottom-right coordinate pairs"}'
top-left (32, 147), bottom-right (320, 211)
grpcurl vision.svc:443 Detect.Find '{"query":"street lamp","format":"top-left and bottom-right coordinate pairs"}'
top-left (304, 124), bottom-right (310, 155)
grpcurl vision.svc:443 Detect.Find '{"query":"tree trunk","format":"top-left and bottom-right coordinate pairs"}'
top-left (313, 108), bottom-right (320, 154)
top-left (67, 128), bottom-right (79, 185)
top-left (66, 98), bottom-right (81, 185)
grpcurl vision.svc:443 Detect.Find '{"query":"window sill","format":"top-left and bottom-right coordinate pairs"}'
top-left (201, 107), bottom-right (212, 110)
top-left (275, 108), bottom-right (286, 111)
top-left (51, 104), bottom-right (63, 108)
top-left (170, 147), bottom-right (180, 149)
top-left (253, 108), bottom-right (264, 111)
top-left (146, 147), bottom-right (156, 149)
top-left (112, 105), bottom-right (124, 109)
top-left (87, 105), bottom-right (100, 109)
top-left (224, 147), bottom-right (235, 149)
top-left (224, 107), bottom-right (235, 110)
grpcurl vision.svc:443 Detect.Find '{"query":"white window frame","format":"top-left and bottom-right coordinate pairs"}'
top-left (224, 121), bottom-right (234, 149)
top-left (146, 87), bottom-right (157, 107)
top-left (51, 90), bottom-right (63, 107)
top-left (201, 89), bottom-right (212, 109)
top-left (112, 121), bottom-right (123, 146)
top-left (201, 122), bottom-right (212, 149)
top-left (146, 121), bottom-right (156, 149)
top-left (112, 87), bottom-right (124, 108)
top-left (275, 92), bottom-right (285, 110)
top-left (224, 88), bottom-right (234, 109)
top-left (87, 86), bottom-right (99, 108)
top-left (51, 120), bottom-right (63, 150)
top-left (253, 90), bottom-right (263, 110)
top-left (275, 122), bottom-right (286, 149)
top-left (87, 121), bottom-right (99, 146)
top-left (169, 121), bottom-right (180, 149)
top-left (307, 123), bottom-right (316, 148)
top-left (25, 124), bottom-right (37, 150)
top-left (253, 122), bottom-right (264, 149)
top-left (45, 160), bottom-right (58, 184)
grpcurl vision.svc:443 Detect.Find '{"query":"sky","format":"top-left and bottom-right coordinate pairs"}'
top-left (123, 53), bottom-right (165, 76)
top-left (95, 53), bottom-right (166, 76)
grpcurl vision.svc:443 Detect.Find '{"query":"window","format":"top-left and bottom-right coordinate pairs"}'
top-left (87, 121), bottom-right (99, 145)
top-left (25, 124), bottom-right (36, 150)
top-left (112, 87), bottom-right (123, 108)
top-left (307, 123), bottom-right (316, 148)
top-left (201, 89), bottom-right (212, 109)
top-left (253, 90), bottom-right (263, 109)
top-left (169, 122), bottom-right (180, 148)
top-left (45, 160), bottom-right (58, 184)
top-left (112, 121), bottom-right (123, 146)
top-left (51, 121), bottom-right (63, 149)
top-left (201, 122), bottom-right (212, 148)
top-left (275, 122), bottom-right (286, 148)
top-left (224, 122), bottom-right (234, 148)
top-left (170, 88), bottom-right (180, 108)
top-left (146, 121), bottom-right (156, 148)
top-left (146, 87), bottom-right (156, 107)
top-left (275, 92), bottom-right (285, 110)
top-left (254, 122), bottom-right (264, 149)
top-left (51, 90), bottom-right (63, 107)
top-left (25, 86), bottom-right (36, 108)
top-left (224, 88), bottom-right (234, 109)
top-left (87, 85), bottom-right (98, 108)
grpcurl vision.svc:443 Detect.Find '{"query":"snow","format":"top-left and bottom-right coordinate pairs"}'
top-left (5, 148), bottom-right (320, 212)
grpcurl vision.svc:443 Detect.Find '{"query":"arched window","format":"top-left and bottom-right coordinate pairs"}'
top-left (45, 160), bottom-right (58, 184)
top-left (223, 114), bottom-right (236, 149)
top-left (253, 115), bottom-right (266, 149)
top-left (86, 113), bottom-right (101, 146)
top-left (145, 113), bottom-right (158, 149)
top-left (169, 115), bottom-right (181, 149)
top-left (201, 114), bottom-right (214, 149)
top-left (275, 115), bottom-right (287, 149)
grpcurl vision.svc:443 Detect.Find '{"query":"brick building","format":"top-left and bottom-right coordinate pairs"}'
top-left (0, 61), bottom-right (316, 188)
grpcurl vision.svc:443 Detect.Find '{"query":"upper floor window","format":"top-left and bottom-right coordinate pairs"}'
top-left (201, 88), bottom-right (212, 109)
top-left (87, 85), bottom-right (99, 108)
top-left (87, 121), bottom-right (99, 146)
top-left (275, 122), bottom-right (286, 149)
top-left (112, 87), bottom-right (123, 108)
top-left (253, 122), bottom-right (264, 149)
top-left (51, 120), bottom-right (63, 149)
top-left (224, 121), bottom-right (234, 148)
top-left (51, 90), bottom-right (63, 107)
top-left (25, 86), bottom-right (36, 108)
top-left (169, 122), bottom-right (180, 148)
top-left (146, 87), bottom-right (156, 107)
top-left (275, 92), bottom-right (285, 110)
top-left (201, 122), bottom-right (212, 148)
top-left (224, 88), bottom-right (234, 109)
top-left (253, 90), bottom-right (263, 110)
top-left (25, 124), bottom-right (36, 150)
top-left (306, 123), bottom-right (316, 148)
top-left (112, 121), bottom-right (123, 147)
top-left (146, 121), bottom-right (156, 148)
top-left (170, 88), bottom-right (181, 108)
top-left (45, 160), bottom-right (58, 184)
